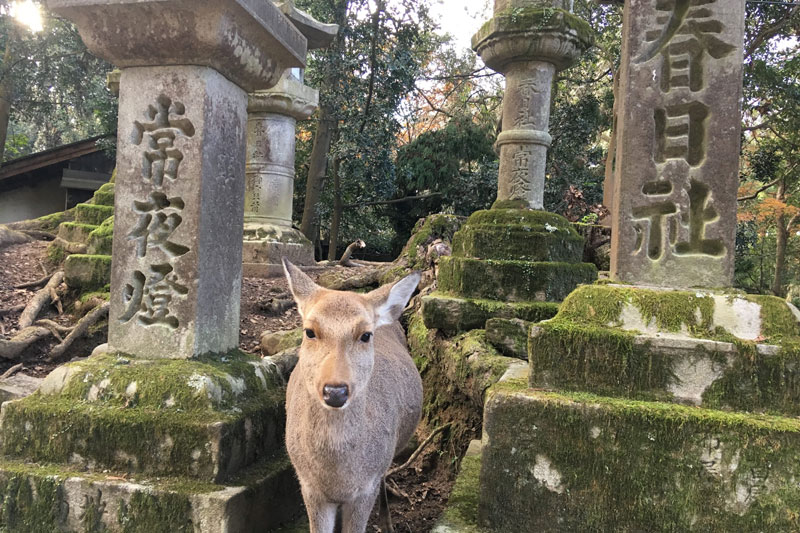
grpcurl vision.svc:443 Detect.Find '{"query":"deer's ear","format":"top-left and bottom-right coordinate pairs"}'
top-left (366, 272), bottom-right (421, 328)
top-left (282, 258), bottom-right (320, 317)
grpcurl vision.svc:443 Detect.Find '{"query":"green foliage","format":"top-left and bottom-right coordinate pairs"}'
top-left (1, 9), bottom-right (117, 160)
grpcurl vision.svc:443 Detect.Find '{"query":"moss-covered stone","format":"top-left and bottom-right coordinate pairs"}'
top-left (485, 318), bottom-right (531, 360)
top-left (472, 6), bottom-right (595, 51)
top-left (438, 256), bottom-right (597, 302)
top-left (432, 441), bottom-right (489, 533)
top-left (0, 450), bottom-right (301, 532)
top-left (46, 241), bottom-right (68, 265)
top-left (0, 352), bottom-right (287, 483)
top-left (57, 222), bottom-right (99, 245)
top-left (65, 254), bottom-right (112, 290)
top-left (88, 217), bottom-right (114, 255)
top-left (91, 183), bottom-right (116, 207)
top-left (75, 204), bottom-right (114, 226)
top-left (422, 293), bottom-right (558, 334)
top-left (479, 385), bottom-right (800, 532)
top-left (396, 214), bottom-right (464, 271)
top-left (451, 225), bottom-right (584, 263)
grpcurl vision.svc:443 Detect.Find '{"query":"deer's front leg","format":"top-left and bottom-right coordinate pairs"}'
top-left (341, 482), bottom-right (381, 533)
top-left (301, 484), bottom-right (337, 533)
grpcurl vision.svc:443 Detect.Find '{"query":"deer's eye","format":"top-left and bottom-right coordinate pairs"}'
top-left (305, 328), bottom-right (316, 339)
top-left (360, 332), bottom-right (373, 343)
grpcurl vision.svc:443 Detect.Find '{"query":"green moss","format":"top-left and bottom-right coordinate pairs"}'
top-left (422, 292), bottom-right (559, 333)
top-left (396, 214), bottom-right (463, 270)
top-left (117, 491), bottom-right (193, 533)
top-left (58, 222), bottom-right (99, 244)
top-left (480, 387), bottom-right (800, 532)
top-left (438, 256), bottom-right (597, 302)
top-left (90, 183), bottom-right (115, 207)
top-left (34, 209), bottom-right (73, 232)
top-left (46, 242), bottom-right (67, 265)
top-left (485, 318), bottom-right (530, 359)
top-left (87, 217), bottom-right (114, 255)
top-left (64, 254), bottom-right (112, 290)
top-left (452, 224), bottom-right (584, 263)
top-left (75, 204), bottom-right (114, 226)
top-left (435, 450), bottom-right (490, 532)
top-left (0, 352), bottom-right (287, 482)
top-left (490, 199), bottom-right (528, 210)
top-left (747, 294), bottom-right (800, 342)
top-left (473, 6), bottom-right (595, 50)
top-left (0, 473), bottom-right (61, 532)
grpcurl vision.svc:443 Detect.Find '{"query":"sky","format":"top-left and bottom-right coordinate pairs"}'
top-left (429, 0), bottom-right (492, 53)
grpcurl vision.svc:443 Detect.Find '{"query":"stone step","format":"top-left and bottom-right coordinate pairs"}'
top-left (64, 254), bottom-right (111, 290)
top-left (74, 203), bottom-right (114, 225)
top-left (451, 209), bottom-right (584, 263)
top-left (87, 216), bottom-right (114, 255)
top-left (0, 352), bottom-right (287, 483)
top-left (91, 182), bottom-right (115, 207)
top-left (530, 321), bottom-right (800, 415)
top-left (479, 379), bottom-right (800, 533)
top-left (0, 450), bottom-right (302, 533)
top-left (431, 440), bottom-right (485, 533)
top-left (437, 256), bottom-right (597, 303)
top-left (421, 292), bottom-right (558, 334)
top-left (57, 222), bottom-right (99, 245)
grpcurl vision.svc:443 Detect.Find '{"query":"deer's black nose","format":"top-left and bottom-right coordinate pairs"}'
top-left (323, 384), bottom-right (349, 408)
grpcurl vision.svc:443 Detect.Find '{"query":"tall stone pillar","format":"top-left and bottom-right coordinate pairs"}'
top-left (242, 73), bottom-right (318, 271)
top-left (421, 1), bottom-right (597, 333)
top-left (242, 2), bottom-right (337, 273)
top-left (0, 2), bottom-right (313, 530)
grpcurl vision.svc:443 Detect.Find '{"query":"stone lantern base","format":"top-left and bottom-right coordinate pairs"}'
top-left (242, 223), bottom-right (315, 277)
top-left (0, 351), bottom-right (302, 532)
top-left (422, 207), bottom-right (597, 334)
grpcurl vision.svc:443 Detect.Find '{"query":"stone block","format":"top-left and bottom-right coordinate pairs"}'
top-left (431, 440), bottom-right (487, 533)
top-left (47, 0), bottom-right (307, 93)
top-left (438, 256), bottom-right (596, 303)
top-left (0, 374), bottom-right (42, 403)
top-left (87, 217), bottom-right (114, 255)
top-left (260, 328), bottom-right (302, 357)
top-left (242, 226), bottom-right (315, 266)
top-left (91, 182), bottom-right (116, 206)
top-left (0, 353), bottom-right (286, 483)
top-left (451, 209), bottom-right (584, 263)
top-left (480, 380), bottom-right (800, 532)
top-left (57, 222), bottom-right (98, 245)
top-left (0, 451), bottom-right (301, 532)
top-left (485, 318), bottom-right (530, 359)
top-left (108, 66), bottom-right (248, 359)
top-left (64, 254), bottom-right (111, 290)
top-left (609, 0), bottom-right (745, 288)
top-left (421, 293), bottom-right (558, 334)
top-left (74, 203), bottom-right (114, 226)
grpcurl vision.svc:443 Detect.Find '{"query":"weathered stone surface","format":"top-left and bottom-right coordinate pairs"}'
top-left (57, 222), bottom-right (97, 245)
top-left (480, 378), bottom-right (800, 532)
top-left (0, 374), bottom-right (42, 403)
top-left (485, 318), bottom-right (530, 359)
top-left (108, 66), bottom-right (247, 359)
top-left (609, 0), bottom-right (745, 288)
top-left (260, 328), bottom-right (302, 357)
top-left (0, 452), bottom-right (301, 533)
top-left (431, 440), bottom-right (487, 533)
top-left (46, 0), bottom-right (307, 93)
top-left (0, 353), bottom-right (286, 483)
top-left (64, 254), bottom-right (111, 290)
top-left (473, 4), bottom-right (593, 209)
top-left (276, 0), bottom-right (339, 50)
top-left (75, 203), bottom-right (113, 225)
top-left (422, 292), bottom-right (558, 334)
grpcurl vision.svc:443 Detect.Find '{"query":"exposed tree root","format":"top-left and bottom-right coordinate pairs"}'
top-left (48, 301), bottom-right (109, 362)
top-left (0, 304), bottom-right (25, 317)
top-left (0, 327), bottom-right (52, 360)
top-left (339, 239), bottom-right (366, 267)
top-left (0, 363), bottom-right (23, 380)
top-left (14, 272), bottom-right (53, 290)
top-left (18, 271), bottom-right (64, 329)
top-left (387, 423), bottom-right (452, 478)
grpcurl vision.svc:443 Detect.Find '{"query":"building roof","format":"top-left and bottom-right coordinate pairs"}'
top-left (0, 135), bottom-right (112, 182)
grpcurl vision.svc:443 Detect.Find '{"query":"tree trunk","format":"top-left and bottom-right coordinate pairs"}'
top-left (328, 157), bottom-right (342, 261)
top-left (300, 109), bottom-right (337, 240)
top-left (0, 26), bottom-right (17, 163)
top-left (772, 179), bottom-right (788, 297)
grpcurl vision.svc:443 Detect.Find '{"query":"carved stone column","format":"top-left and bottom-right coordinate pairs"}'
top-left (243, 72), bottom-right (318, 269)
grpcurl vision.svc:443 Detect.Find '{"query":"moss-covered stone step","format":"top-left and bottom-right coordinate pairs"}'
top-left (87, 216), bottom-right (114, 255)
top-left (64, 254), bottom-right (111, 290)
top-left (0, 353), bottom-right (287, 483)
top-left (91, 182), bottom-right (115, 206)
top-left (480, 380), bottom-right (800, 533)
top-left (0, 451), bottom-right (301, 533)
top-left (75, 203), bottom-right (114, 225)
top-left (421, 292), bottom-right (558, 334)
top-left (451, 209), bottom-right (584, 263)
top-left (438, 256), bottom-right (597, 302)
top-left (485, 318), bottom-right (530, 359)
top-left (56, 221), bottom-right (99, 245)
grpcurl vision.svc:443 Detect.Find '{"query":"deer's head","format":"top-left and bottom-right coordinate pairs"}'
top-left (283, 258), bottom-right (420, 410)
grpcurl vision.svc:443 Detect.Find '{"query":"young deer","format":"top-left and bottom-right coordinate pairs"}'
top-left (282, 259), bottom-right (423, 533)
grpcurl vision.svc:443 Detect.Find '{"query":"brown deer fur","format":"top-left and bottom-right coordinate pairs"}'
top-left (282, 259), bottom-right (422, 533)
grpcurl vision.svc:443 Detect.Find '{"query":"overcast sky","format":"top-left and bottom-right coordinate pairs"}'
top-left (429, 0), bottom-right (491, 53)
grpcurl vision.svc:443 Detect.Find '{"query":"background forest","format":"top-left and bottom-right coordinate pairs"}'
top-left (1, 0), bottom-right (798, 301)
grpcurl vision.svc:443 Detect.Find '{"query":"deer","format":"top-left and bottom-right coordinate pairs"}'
top-left (281, 258), bottom-right (423, 533)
